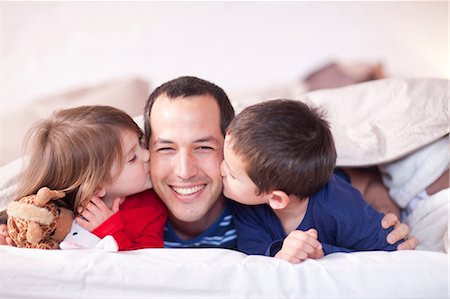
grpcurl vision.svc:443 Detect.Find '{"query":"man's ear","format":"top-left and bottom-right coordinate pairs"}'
top-left (268, 190), bottom-right (290, 210)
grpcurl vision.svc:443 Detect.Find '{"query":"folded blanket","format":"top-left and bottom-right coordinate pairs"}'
top-left (379, 135), bottom-right (449, 208)
top-left (407, 189), bottom-right (449, 253)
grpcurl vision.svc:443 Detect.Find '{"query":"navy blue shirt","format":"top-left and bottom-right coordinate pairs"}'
top-left (231, 174), bottom-right (398, 256)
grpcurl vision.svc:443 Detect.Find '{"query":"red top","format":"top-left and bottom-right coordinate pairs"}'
top-left (92, 189), bottom-right (167, 251)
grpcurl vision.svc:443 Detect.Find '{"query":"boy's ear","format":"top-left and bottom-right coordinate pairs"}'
top-left (268, 190), bottom-right (290, 210)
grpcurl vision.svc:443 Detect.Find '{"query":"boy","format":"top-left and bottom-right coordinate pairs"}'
top-left (220, 99), bottom-right (399, 263)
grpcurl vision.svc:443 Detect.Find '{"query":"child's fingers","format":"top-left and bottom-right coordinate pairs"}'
top-left (75, 216), bottom-right (90, 230)
top-left (112, 197), bottom-right (121, 213)
top-left (90, 196), bottom-right (108, 211)
top-left (381, 213), bottom-right (400, 229)
top-left (397, 236), bottom-right (419, 250)
top-left (0, 224), bottom-right (8, 235)
top-left (77, 206), bottom-right (94, 222)
top-left (305, 228), bottom-right (318, 239)
top-left (282, 245), bottom-right (308, 261)
top-left (289, 230), bottom-right (322, 249)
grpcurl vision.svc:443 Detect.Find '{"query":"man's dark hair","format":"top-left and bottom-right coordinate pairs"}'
top-left (144, 76), bottom-right (235, 142)
top-left (226, 99), bottom-right (336, 198)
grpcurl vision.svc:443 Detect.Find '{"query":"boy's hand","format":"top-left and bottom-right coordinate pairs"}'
top-left (0, 224), bottom-right (15, 246)
top-left (76, 196), bottom-right (121, 232)
top-left (382, 213), bottom-right (419, 250)
top-left (275, 229), bottom-right (324, 263)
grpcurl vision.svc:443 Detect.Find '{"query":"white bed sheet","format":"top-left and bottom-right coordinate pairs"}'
top-left (1, 246), bottom-right (447, 298)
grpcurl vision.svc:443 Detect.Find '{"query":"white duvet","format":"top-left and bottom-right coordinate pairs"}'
top-left (1, 247), bottom-right (447, 298)
top-left (1, 78), bottom-right (449, 298)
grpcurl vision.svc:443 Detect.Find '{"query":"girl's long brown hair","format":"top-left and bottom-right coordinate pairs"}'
top-left (14, 105), bottom-right (142, 212)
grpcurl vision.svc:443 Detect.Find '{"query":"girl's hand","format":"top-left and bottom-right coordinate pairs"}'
top-left (275, 229), bottom-right (324, 264)
top-left (0, 224), bottom-right (15, 246)
top-left (76, 196), bottom-right (121, 232)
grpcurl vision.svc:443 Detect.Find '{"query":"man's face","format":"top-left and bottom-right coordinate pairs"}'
top-left (148, 94), bottom-right (225, 225)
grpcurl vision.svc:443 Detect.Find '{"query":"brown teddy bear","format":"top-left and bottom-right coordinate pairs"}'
top-left (7, 187), bottom-right (74, 249)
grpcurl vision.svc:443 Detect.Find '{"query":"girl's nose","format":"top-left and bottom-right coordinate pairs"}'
top-left (142, 148), bottom-right (150, 162)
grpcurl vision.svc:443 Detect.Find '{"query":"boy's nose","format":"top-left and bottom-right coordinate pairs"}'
top-left (219, 160), bottom-right (226, 177)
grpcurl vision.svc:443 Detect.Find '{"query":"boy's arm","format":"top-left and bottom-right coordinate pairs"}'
top-left (333, 204), bottom-right (400, 252)
top-left (342, 167), bottom-right (417, 249)
top-left (231, 202), bottom-right (281, 256)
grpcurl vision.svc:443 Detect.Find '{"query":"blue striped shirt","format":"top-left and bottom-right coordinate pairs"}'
top-left (164, 201), bottom-right (237, 249)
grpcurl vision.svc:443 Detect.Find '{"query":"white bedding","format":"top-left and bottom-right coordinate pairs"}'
top-left (1, 247), bottom-right (447, 298)
top-left (1, 78), bottom-right (449, 298)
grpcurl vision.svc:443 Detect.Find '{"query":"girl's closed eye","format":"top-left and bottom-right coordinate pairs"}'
top-left (128, 154), bottom-right (137, 163)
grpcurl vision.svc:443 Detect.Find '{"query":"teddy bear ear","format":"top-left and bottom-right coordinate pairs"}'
top-left (34, 187), bottom-right (65, 207)
top-left (26, 222), bottom-right (44, 244)
top-left (34, 187), bottom-right (52, 207)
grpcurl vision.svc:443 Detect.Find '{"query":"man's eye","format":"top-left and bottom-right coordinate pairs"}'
top-left (157, 147), bottom-right (174, 152)
top-left (197, 146), bottom-right (214, 151)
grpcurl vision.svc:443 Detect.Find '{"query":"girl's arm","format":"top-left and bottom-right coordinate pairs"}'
top-left (77, 193), bottom-right (167, 250)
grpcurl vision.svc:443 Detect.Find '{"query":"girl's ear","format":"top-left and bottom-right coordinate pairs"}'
top-left (268, 190), bottom-right (290, 210)
top-left (94, 187), bottom-right (106, 198)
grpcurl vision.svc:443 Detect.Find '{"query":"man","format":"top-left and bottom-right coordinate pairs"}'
top-left (142, 76), bottom-right (417, 250)
top-left (143, 76), bottom-right (236, 248)
top-left (0, 76), bottom-right (417, 249)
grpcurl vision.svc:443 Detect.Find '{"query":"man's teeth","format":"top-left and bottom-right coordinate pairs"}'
top-left (173, 185), bottom-right (205, 195)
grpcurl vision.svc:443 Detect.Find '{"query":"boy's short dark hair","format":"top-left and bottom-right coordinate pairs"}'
top-left (144, 76), bottom-right (235, 142)
top-left (226, 99), bottom-right (336, 198)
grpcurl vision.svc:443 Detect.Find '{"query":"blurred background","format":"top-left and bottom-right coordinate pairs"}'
top-left (1, 1), bottom-right (448, 165)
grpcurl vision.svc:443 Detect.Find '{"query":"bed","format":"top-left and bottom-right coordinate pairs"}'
top-left (1, 77), bottom-right (448, 298)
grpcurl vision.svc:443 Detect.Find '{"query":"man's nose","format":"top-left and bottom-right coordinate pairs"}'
top-left (174, 151), bottom-right (198, 180)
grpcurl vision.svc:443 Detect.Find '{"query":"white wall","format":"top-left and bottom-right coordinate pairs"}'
top-left (1, 1), bottom-right (448, 114)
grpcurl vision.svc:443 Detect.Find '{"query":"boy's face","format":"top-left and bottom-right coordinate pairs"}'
top-left (220, 134), bottom-right (270, 205)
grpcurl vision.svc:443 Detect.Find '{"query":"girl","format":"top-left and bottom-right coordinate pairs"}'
top-left (12, 105), bottom-right (167, 250)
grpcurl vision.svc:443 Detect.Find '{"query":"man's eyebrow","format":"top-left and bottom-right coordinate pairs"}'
top-left (153, 138), bottom-right (174, 144)
top-left (194, 136), bottom-right (220, 144)
top-left (153, 136), bottom-right (220, 144)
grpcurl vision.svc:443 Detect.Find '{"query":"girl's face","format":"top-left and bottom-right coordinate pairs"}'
top-left (102, 129), bottom-right (152, 206)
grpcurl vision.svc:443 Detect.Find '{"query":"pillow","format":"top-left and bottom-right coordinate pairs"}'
top-left (1, 78), bottom-right (150, 166)
top-left (302, 78), bottom-right (449, 166)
